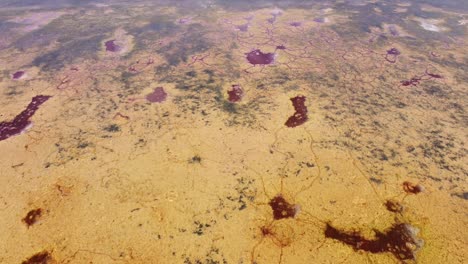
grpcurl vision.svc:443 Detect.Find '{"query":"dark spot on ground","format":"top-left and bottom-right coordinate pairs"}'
top-left (22, 208), bottom-right (42, 227)
top-left (227, 84), bottom-right (243, 102)
top-left (269, 195), bottom-right (299, 220)
top-left (103, 124), bottom-right (120, 132)
top-left (12, 71), bottom-right (25, 80)
top-left (146, 87), bottom-right (168, 103)
top-left (0, 95), bottom-right (52, 141)
top-left (403, 181), bottom-right (424, 194)
top-left (77, 142), bottom-right (89, 149)
top-left (385, 200), bottom-right (404, 213)
top-left (369, 177), bottom-right (383, 184)
top-left (423, 85), bottom-right (446, 97)
top-left (105, 39), bottom-right (121, 52)
top-left (22, 251), bottom-right (52, 264)
top-left (451, 192), bottom-right (468, 200)
top-left (190, 155), bottom-right (201, 163)
top-left (192, 220), bottom-right (215, 236)
top-left (325, 222), bottom-right (424, 262)
top-left (285, 96), bottom-right (308, 128)
top-left (245, 49), bottom-right (276, 65)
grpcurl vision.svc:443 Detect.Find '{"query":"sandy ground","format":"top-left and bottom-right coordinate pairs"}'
top-left (0, 1), bottom-right (467, 263)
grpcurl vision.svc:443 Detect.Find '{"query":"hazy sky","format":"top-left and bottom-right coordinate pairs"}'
top-left (0, 0), bottom-right (466, 11)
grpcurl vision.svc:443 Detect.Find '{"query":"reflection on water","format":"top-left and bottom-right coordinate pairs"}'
top-left (0, 0), bottom-right (467, 263)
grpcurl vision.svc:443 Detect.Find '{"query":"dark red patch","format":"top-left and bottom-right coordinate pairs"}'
top-left (227, 84), bottom-right (244, 102)
top-left (261, 225), bottom-right (272, 236)
top-left (402, 71), bottom-right (442, 87)
top-left (23, 208), bottom-right (42, 227)
top-left (403, 181), bottom-right (424, 194)
top-left (146, 87), bottom-right (167, 103)
top-left (105, 40), bottom-right (121, 52)
top-left (22, 251), bottom-right (52, 264)
top-left (0, 95), bottom-right (52, 141)
top-left (269, 195), bottom-right (298, 220)
top-left (13, 71), bottom-right (25, 80)
top-left (325, 223), bottom-right (423, 262)
top-left (245, 49), bottom-right (276, 65)
top-left (285, 96), bottom-right (308, 128)
top-left (401, 77), bottom-right (421, 86)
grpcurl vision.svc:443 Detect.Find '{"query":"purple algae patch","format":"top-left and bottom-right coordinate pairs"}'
top-left (227, 84), bottom-right (244, 102)
top-left (146, 87), bottom-right (167, 103)
top-left (236, 23), bottom-right (250, 32)
top-left (276, 45), bottom-right (286, 50)
top-left (105, 40), bottom-right (121, 52)
top-left (385, 48), bottom-right (401, 63)
top-left (313, 17), bottom-right (325, 23)
top-left (387, 48), bottom-right (400, 55)
top-left (289, 21), bottom-right (302, 27)
top-left (12, 71), bottom-right (25, 80)
top-left (245, 49), bottom-right (276, 65)
top-left (285, 96), bottom-right (308, 128)
top-left (0, 95), bottom-right (52, 141)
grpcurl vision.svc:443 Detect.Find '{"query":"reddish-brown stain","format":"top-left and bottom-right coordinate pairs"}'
top-left (0, 95), bottom-right (52, 141)
top-left (325, 222), bottom-right (424, 261)
top-left (401, 77), bottom-right (421, 86)
top-left (285, 96), bottom-right (308, 128)
top-left (269, 195), bottom-right (299, 220)
top-left (22, 251), bottom-right (52, 264)
top-left (23, 208), bottom-right (42, 227)
top-left (260, 225), bottom-right (273, 236)
top-left (403, 181), bottom-right (424, 194)
top-left (385, 200), bottom-right (404, 213)
top-left (245, 49), bottom-right (276, 65)
top-left (227, 84), bottom-right (244, 102)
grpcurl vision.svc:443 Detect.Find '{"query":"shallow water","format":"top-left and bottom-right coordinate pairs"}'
top-left (0, 0), bottom-right (467, 263)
